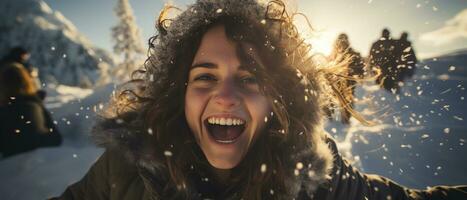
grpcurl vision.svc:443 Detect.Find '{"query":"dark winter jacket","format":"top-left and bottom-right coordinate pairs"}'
top-left (396, 40), bottom-right (417, 80)
top-left (53, 131), bottom-right (467, 200)
top-left (0, 94), bottom-right (62, 158)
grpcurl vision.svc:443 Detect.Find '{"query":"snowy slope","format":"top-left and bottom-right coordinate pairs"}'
top-left (0, 0), bottom-right (115, 87)
top-left (327, 49), bottom-right (467, 189)
top-left (47, 83), bottom-right (117, 146)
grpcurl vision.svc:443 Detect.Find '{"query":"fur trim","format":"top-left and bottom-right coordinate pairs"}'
top-left (288, 131), bottom-right (334, 198)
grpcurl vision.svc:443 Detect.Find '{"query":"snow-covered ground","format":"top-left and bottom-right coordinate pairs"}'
top-left (328, 49), bottom-right (467, 189)
top-left (0, 51), bottom-right (466, 199)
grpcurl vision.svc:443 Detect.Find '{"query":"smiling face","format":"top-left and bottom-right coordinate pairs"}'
top-left (185, 25), bottom-right (271, 169)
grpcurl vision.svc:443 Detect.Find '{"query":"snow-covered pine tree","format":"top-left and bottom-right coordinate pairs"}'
top-left (111, 0), bottom-right (145, 83)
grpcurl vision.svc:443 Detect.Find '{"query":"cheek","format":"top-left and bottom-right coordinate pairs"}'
top-left (185, 87), bottom-right (210, 131)
top-left (246, 94), bottom-right (271, 134)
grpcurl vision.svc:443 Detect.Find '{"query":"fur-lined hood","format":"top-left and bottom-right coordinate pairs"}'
top-left (92, 0), bottom-right (334, 199)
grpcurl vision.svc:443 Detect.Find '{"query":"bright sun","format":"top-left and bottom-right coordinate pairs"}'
top-left (293, 17), bottom-right (339, 57)
top-left (307, 30), bottom-right (337, 56)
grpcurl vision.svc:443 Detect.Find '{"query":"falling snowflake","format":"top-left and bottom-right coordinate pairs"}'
top-left (164, 150), bottom-right (173, 157)
top-left (294, 169), bottom-right (300, 176)
top-left (296, 162), bottom-right (304, 170)
top-left (260, 163), bottom-right (267, 173)
top-left (443, 128), bottom-right (450, 134)
top-left (421, 134), bottom-right (430, 139)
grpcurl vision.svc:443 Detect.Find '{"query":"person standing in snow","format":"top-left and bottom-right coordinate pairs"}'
top-left (0, 62), bottom-right (62, 158)
top-left (327, 33), bottom-right (365, 124)
top-left (368, 28), bottom-right (401, 93)
top-left (54, 0), bottom-right (466, 199)
top-left (396, 32), bottom-right (417, 81)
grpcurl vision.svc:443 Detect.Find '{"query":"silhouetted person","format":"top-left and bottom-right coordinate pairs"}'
top-left (328, 33), bottom-right (365, 124)
top-left (368, 28), bottom-right (400, 93)
top-left (396, 32), bottom-right (417, 80)
top-left (0, 62), bottom-right (61, 158)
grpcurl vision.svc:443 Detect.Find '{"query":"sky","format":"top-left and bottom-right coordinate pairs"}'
top-left (44, 0), bottom-right (467, 59)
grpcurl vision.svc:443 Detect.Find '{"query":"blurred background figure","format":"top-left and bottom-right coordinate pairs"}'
top-left (0, 46), bottom-right (32, 71)
top-left (368, 29), bottom-right (417, 94)
top-left (396, 32), bottom-right (417, 81)
top-left (368, 28), bottom-right (399, 93)
top-left (1, 46), bottom-right (44, 99)
top-left (328, 33), bottom-right (365, 124)
top-left (0, 62), bottom-right (61, 158)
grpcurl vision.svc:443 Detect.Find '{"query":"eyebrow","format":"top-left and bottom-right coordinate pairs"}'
top-left (190, 62), bottom-right (252, 71)
top-left (190, 62), bottom-right (217, 70)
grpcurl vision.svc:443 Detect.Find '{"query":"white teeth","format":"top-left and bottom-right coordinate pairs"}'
top-left (207, 117), bottom-right (245, 126)
top-left (215, 139), bottom-right (235, 144)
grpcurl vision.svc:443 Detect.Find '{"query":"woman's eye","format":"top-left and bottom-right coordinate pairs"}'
top-left (240, 76), bottom-right (257, 85)
top-left (194, 74), bottom-right (216, 82)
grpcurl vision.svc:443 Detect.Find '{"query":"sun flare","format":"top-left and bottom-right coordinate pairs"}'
top-left (307, 30), bottom-right (338, 56)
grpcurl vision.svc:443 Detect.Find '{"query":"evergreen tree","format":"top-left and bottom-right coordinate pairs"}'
top-left (111, 0), bottom-right (145, 82)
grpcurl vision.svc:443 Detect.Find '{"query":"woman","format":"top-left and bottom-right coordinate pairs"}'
top-left (55, 0), bottom-right (466, 199)
top-left (0, 62), bottom-right (62, 158)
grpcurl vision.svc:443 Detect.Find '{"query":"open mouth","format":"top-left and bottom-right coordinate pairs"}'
top-left (204, 117), bottom-right (246, 144)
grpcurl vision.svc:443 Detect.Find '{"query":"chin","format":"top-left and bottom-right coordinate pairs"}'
top-left (207, 157), bottom-right (241, 169)
top-left (201, 142), bottom-right (246, 169)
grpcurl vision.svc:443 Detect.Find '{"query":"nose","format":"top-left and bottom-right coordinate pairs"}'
top-left (214, 79), bottom-right (240, 109)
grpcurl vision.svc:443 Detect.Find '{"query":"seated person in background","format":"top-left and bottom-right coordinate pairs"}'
top-left (1, 46), bottom-right (33, 72)
top-left (0, 62), bottom-right (62, 158)
top-left (1, 46), bottom-right (45, 99)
